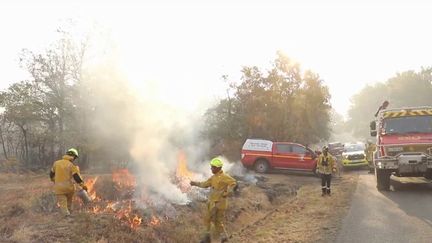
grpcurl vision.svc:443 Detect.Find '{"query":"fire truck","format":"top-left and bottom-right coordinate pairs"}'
top-left (370, 102), bottom-right (432, 191)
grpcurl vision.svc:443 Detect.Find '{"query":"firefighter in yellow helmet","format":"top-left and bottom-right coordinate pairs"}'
top-left (365, 140), bottom-right (376, 173)
top-left (318, 146), bottom-right (337, 196)
top-left (190, 158), bottom-right (237, 243)
top-left (49, 148), bottom-right (87, 216)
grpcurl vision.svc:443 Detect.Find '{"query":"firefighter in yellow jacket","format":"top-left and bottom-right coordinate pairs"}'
top-left (190, 158), bottom-right (237, 243)
top-left (365, 141), bottom-right (376, 173)
top-left (50, 148), bottom-right (87, 216)
top-left (318, 146), bottom-right (337, 196)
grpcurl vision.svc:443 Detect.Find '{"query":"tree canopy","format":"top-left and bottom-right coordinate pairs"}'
top-left (346, 68), bottom-right (432, 140)
top-left (0, 26), bottom-right (134, 170)
top-left (203, 52), bottom-right (332, 159)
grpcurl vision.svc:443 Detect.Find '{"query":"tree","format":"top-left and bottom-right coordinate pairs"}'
top-left (0, 22), bottom-right (134, 170)
top-left (19, 27), bottom-right (87, 159)
top-left (203, 52), bottom-right (332, 160)
top-left (346, 68), bottom-right (432, 139)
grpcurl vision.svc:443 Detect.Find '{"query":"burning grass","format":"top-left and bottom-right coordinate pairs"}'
top-left (70, 152), bottom-right (207, 231)
top-left (1, 152), bottom-right (317, 242)
top-left (76, 172), bottom-right (145, 230)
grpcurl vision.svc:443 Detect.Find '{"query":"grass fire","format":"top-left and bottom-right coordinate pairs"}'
top-left (2, 2), bottom-right (432, 242)
top-left (73, 151), bottom-right (204, 231)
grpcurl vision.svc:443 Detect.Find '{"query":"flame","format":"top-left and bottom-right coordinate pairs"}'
top-left (131, 215), bottom-right (143, 229)
top-left (91, 205), bottom-right (102, 213)
top-left (80, 168), bottom-right (175, 230)
top-left (149, 216), bottom-right (160, 226)
top-left (85, 177), bottom-right (99, 200)
top-left (176, 151), bottom-right (194, 180)
top-left (175, 151), bottom-right (197, 192)
top-left (80, 170), bottom-right (143, 229)
top-left (112, 168), bottom-right (136, 189)
top-left (113, 201), bottom-right (144, 229)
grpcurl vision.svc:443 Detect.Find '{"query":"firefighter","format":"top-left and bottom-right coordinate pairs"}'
top-left (366, 141), bottom-right (376, 173)
top-left (50, 148), bottom-right (87, 216)
top-left (317, 146), bottom-right (337, 196)
top-left (190, 158), bottom-right (237, 243)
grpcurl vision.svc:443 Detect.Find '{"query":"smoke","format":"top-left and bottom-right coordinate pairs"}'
top-left (80, 31), bottom-right (257, 206)
top-left (224, 159), bottom-right (258, 185)
top-left (194, 156), bottom-right (258, 185)
top-left (130, 131), bottom-right (190, 205)
top-left (79, 59), bottom-right (189, 205)
top-left (123, 98), bottom-right (203, 205)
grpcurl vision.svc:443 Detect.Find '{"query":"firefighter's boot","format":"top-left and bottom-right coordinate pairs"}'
top-left (327, 188), bottom-right (331, 196)
top-left (221, 235), bottom-right (229, 243)
top-left (322, 188), bottom-right (326, 196)
top-left (200, 233), bottom-right (211, 243)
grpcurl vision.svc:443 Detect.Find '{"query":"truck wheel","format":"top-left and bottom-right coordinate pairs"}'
top-left (425, 170), bottom-right (432, 180)
top-left (376, 169), bottom-right (391, 191)
top-left (254, 159), bottom-right (269, 173)
top-left (368, 165), bottom-right (375, 174)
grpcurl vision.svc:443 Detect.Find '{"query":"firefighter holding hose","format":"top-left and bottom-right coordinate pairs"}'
top-left (190, 158), bottom-right (237, 243)
top-left (49, 148), bottom-right (87, 217)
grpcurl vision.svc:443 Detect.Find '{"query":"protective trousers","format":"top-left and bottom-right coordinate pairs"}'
top-left (204, 202), bottom-right (228, 240)
top-left (56, 192), bottom-right (74, 215)
top-left (321, 174), bottom-right (332, 194)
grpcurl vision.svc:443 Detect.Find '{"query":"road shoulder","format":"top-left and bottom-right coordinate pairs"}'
top-left (231, 173), bottom-right (359, 242)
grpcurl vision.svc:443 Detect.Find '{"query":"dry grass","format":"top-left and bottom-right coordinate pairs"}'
top-left (231, 174), bottom-right (359, 243)
top-left (0, 171), bottom-right (346, 243)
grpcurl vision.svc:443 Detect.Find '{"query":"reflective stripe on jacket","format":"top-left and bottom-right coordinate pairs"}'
top-left (317, 154), bottom-right (336, 175)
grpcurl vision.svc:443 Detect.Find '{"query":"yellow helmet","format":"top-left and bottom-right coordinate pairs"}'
top-left (67, 148), bottom-right (79, 157)
top-left (210, 158), bottom-right (223, 167)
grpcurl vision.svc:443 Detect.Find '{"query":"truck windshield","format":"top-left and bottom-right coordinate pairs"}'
top-left (329, 143), bottom-right (343, 150)
top-left (344, 144), bottom-right (365, 152)
top-left (383, 115), bottom-right (432, 134)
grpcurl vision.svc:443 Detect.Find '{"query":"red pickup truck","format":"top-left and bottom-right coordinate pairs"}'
top-left (241, 139), bottom-right (318, 174)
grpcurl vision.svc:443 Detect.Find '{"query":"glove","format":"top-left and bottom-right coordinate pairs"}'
top-left (190, 181), bottom-right (197, 186)
top-left (332, 168), bottom-right (337, 173)
top-left (82, 185), bottom-right (88, 191)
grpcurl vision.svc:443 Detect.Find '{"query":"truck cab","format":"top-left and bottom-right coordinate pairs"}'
top-left (241, 139), bottom-right (317, 174)
top-left (370, 104), bottom-right (432, 190)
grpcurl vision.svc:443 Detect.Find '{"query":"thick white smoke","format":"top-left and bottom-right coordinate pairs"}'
top-left (130, 132), bottom-right (190, 205)
top-left (81, 36), bottom-right (256, 206)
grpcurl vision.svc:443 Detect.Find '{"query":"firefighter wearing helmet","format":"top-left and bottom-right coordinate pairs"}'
top-left (190, 158), bottom-right (237, 243)
top-left (318, 146), bottom-right (337, 196)
top-left (49, 148), bottom-right (87, 216)
top-left (365, 140), bottom-right (376, 173)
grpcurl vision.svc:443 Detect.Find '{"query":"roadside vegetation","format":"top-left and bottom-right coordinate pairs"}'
top-left (346, 69), bottom-right (432, 140)
top-left (0, 23), bottom-right (333, 170)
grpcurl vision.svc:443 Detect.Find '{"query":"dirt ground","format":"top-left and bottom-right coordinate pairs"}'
top-left (0, 170), bottom-right (358, 243)
top-left (231, 171), bottom-right (358, 243)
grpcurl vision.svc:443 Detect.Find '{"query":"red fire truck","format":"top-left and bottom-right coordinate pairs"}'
top-left (370, 102), bottom-right (432, 190)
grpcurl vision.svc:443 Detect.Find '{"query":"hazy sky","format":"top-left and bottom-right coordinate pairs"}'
top-left (1, 0), bottom-right (432, 116)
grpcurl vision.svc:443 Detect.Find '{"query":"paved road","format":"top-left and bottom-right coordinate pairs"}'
top-left (336, 171), bottom-right (432, 243)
